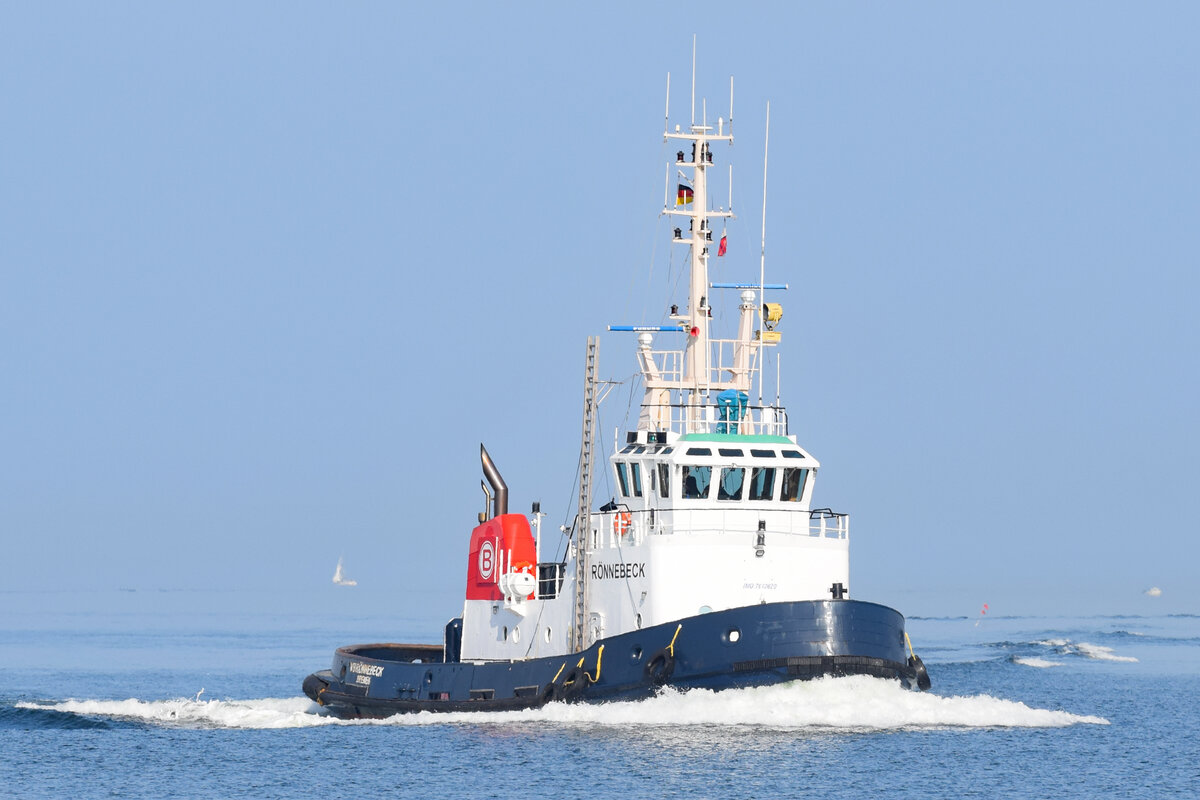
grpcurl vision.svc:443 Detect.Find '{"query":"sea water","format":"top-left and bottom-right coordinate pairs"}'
top-left (2, 590), bottom-right (1197, 798)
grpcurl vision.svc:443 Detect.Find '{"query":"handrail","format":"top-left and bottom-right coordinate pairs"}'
top-left (637, 402), bottom-right (789, 436)
top-left (641, 338), bottom-right (765, 385)
top-left (591, 506), bottom-right (849, 547)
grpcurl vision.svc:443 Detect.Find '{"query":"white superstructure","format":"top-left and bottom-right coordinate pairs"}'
top-left (457, 66), bottom-right (849, 663)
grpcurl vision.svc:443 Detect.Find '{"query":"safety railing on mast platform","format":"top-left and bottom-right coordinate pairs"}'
top-left (638, 337), bottom-right (765, 386)
top-left (637, 403), bottom-right (789, 436)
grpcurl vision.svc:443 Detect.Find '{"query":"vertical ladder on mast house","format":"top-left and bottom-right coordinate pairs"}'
top-left (573, 336), bottom-right (599, 652)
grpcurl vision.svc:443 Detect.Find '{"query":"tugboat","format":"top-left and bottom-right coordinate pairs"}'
top-left (303, 60), bottom-right (930, 718)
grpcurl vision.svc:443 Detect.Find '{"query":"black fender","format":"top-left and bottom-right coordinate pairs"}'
top-left (645, 648), bottom-right (676, 685)
top-left (302, 672), bottom-right (331, 705)
top-left (907, 654), bottom-right (931, 691)
top-left (559, 666), bottom-right (591, 701)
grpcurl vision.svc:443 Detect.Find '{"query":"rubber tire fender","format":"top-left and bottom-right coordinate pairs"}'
top-left (907, 654), bottom-right (931, 691)
top-left (644, 648), bottom-right (676, 685)
top-left (559, 666), bottom-right (591, 701)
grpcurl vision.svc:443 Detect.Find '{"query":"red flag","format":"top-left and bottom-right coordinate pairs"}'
top-left (717, 234), bottom-right (727, 257)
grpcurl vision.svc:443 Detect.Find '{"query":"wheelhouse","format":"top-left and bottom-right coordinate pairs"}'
top-left (611, 434), bottom-right (818, 508)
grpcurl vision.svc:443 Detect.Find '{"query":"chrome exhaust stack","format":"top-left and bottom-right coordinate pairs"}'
top-left (480, 444), bottom-right (508, 519)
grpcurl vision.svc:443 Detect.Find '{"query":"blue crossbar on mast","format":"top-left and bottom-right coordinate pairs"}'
top-left (709, 282), bottom-right (788, 290)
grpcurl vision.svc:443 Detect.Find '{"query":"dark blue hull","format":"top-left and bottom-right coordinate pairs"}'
top-left (302, 599), bottom-right (928, 718)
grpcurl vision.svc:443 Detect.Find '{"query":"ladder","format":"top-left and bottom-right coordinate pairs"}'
top-left (572, 336), bottom-right (598, 652)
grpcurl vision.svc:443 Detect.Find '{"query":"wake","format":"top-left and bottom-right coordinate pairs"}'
top-left (1033, 639), bottom-right (1139, 663)
top-left (17, 676), bottom-right (1107, 730)
top-left (1012, 657), bottom-right (1064, 669)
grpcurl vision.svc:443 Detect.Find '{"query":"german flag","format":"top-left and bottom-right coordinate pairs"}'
top-left (676, 184), bottom-right (694, 206)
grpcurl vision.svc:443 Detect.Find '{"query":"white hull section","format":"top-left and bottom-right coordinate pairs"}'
top-left (459, 513), bottom-right (847, 662)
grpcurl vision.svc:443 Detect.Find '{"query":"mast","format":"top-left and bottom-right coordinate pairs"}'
top-left (609, 55), bottom-right (784, 438)
top-left (664, 92), bottom-right (734, 428)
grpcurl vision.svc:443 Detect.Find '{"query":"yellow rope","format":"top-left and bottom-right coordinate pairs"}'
top-left (551, 662), bottom-right (566, 683)
top-left (584, 645), bottom-right (605, 683)
top-left (904, 631), bottom-right (916, 660)
top-left (667, 623), bottom-right (683, 657)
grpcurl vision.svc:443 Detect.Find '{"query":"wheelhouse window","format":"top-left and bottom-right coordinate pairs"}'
top-left (686, 447), bottom-right (712, 456)
top-left (751, 449), bottom-right (775, 458)
top-left (657, 463), bottom-right (670, 498)
top-left (748, 467), bottom-right (775, 501)
top-left (717, 467), bottom-right (745, 501)
top-left (781, 467), bottom-right (809, 502)
top-left (631, 463), bottom-right (643, 497)
top-left (616, 462), bottom-right (630, 497)
top-left (718, 448), bottom-right (744, 457)
top-left (682, 465), bottom-right (711, 498)
top-left (782, 450), bottom-right (805, 460)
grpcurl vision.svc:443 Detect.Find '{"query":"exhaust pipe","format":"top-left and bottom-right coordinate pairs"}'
top-left (480, 481), bottom-right (493, 523)
top-left (480, 444), bottom-right (508, 518)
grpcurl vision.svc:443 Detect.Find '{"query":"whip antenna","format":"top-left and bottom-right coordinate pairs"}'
top-left (758, 101), bottom-right (770, 404)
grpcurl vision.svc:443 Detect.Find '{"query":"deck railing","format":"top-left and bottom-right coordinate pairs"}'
top-left (593, 507), bottom-right (848, 548)
top-left (643, 339), bottom-right (758, 386)
top-left (639, 402), bottom-right (789, 436)
top-left (536, 562), bottom-right (565, 599)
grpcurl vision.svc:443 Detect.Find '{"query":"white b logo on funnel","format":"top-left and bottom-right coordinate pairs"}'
top-left (478, 540), bottom-right (495, 580)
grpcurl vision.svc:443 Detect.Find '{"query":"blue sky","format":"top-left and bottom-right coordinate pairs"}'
top-left (2, 2), bottom-right (1197, 620)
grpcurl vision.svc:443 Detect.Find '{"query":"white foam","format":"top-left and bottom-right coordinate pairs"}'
top-left (18, 677), bottom-right (1108, 730)
top-left (1014, 657), bottom-right (1063, 669)
top-left (1034, 638), bottom-right (1138, 663)
top-left (16, 697), bottom-right (333, 729)
top-left (1073, 642), bottom-right (1138, 663)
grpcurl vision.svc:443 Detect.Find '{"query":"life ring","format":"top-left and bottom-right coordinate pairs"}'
top-left (613, 512), bottom-right (632, 536)
top-left (559, 666), bottom-right (591, 700)
top-left (644, 647), bottom-right (675, 685)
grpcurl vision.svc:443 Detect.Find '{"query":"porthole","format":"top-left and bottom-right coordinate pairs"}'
top-left (699, 605), bottom-right (713, 615)
top-left (728, 629), bottom-right (741, 643)
top-left (512, 627), bottom-right (521, 643)
top-left (503, 625), bottom-right (508, 640)
top-left (545, 627), bottom-right (553, 643)
top-left (630, 645), bottom-right (644, 663)
top-left (636, 613), bottom-right (643, 629)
